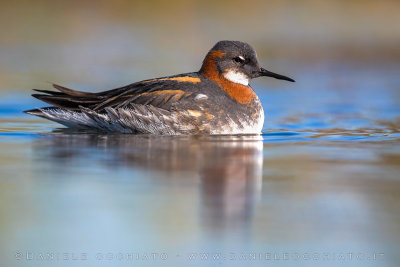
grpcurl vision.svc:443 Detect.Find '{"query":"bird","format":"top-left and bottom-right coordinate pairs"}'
top-left (24, 40), bottom-right (295, 135)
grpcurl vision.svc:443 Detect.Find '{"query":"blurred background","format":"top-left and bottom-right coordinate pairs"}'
top-left (0, 0), bottom-right (399, 92)
top-left (1, 1), bottom-right (400, 267)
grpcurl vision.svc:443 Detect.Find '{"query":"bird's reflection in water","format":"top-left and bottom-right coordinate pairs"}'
top-left (36, 132), bottom-right (263, 235)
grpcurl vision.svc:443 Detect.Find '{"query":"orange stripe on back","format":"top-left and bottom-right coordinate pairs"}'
top-left (144, 76), bottom-right (201, 83)
top-left (138, 89), bottom-right (185, 96)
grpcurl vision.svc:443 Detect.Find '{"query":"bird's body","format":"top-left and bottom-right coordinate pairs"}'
top-left (25, 41), bottom-right (294, 135)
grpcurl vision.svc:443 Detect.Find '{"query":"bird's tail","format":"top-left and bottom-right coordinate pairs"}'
top-left (27, 83), bottom-right (104, 111)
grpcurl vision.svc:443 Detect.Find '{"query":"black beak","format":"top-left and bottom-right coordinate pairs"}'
top-left (259, 67), bottom-right (295, 82)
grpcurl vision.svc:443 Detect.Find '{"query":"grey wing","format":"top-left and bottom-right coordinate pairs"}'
top-left (25, 73), bottom-right (216, 134)
top-left (28, 74), bottom-right (203, 112)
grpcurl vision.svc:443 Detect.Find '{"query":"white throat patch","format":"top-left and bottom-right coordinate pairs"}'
top-left (223, 70), bottom-right (249, 86)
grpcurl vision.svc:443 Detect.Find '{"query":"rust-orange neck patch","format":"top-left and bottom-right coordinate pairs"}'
top-left (200, 50), bottom-right (225, 81)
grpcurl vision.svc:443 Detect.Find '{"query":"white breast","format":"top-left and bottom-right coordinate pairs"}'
top-left (239, 107), bottom-right (264, 134)
top-left (210, 105), bottom-right (264, 135)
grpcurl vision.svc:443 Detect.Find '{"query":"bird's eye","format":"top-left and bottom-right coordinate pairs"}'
top-left (233, 56), bottom-right (245, 63)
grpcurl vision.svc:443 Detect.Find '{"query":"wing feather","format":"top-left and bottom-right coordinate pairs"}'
top-left (28, 73), bottom-right (201, 112)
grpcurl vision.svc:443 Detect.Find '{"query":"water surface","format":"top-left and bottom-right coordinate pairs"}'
top-left (1, 62), bottom-right (399, 267)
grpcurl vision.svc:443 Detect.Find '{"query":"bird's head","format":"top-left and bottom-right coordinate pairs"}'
top-left (200, 40), bottom-right (295, 86)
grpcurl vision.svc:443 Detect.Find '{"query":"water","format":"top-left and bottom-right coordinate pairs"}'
top-left (0, 62), bottom-right (399, 267)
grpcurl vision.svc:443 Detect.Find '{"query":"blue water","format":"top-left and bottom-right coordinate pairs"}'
top-left (1, 64), bottom-right (400, 267)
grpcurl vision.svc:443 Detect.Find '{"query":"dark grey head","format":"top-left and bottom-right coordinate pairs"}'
top-left (200, 40), bottom-right (295, 85)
